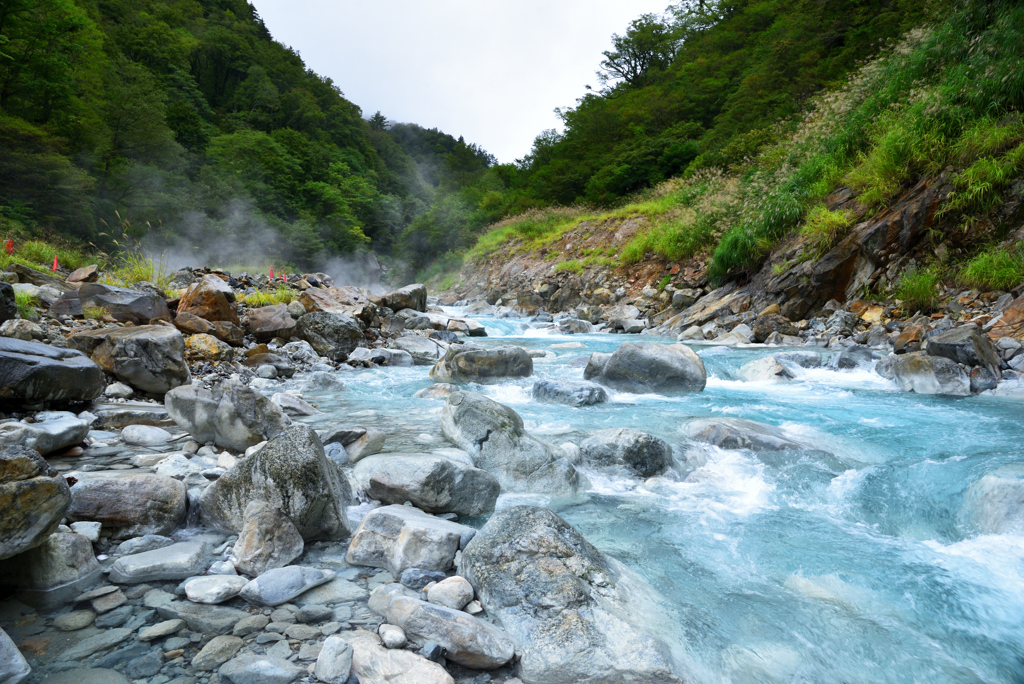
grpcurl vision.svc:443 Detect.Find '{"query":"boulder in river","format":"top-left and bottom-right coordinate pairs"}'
top-left (346, 504), bottom-right (473, 575)
top-left (585, 341), bottom-right (706, 394)
top-left (580, 428), bottom-right (673, 477)
top-left (199, 425), bottom-right (353, 540)
top-left (892, 354), bottom-right (970, 396)
top-left (296, 311), bottom-right (363, 360)
top-left (687, 417), bottom-right (805, 452)
top-left (164, 380), bottom-right (291, 452)
top-left (177, 274), bottom-right (239, 324)
top-left (78, 282), bottom-right (170, 324)
top-left (925, 325), bottom-right (1002, 377)
top-left (233, 499), bottom-right (305, 576)
top-left (429, 345), bottom-right (533, 383)
top-left (959, 466), bottom-right (1024, 535)
top-left (440, 391), bottom-right (578, 493)
top-left (0, 445), bottom-right (71, 559)
top-left (385, 594), bottom-right (515, 669)
top-left (68, 325), bottom-right (190, 394)
top-left (460, 506), bottom-right (684, 684)
top-left (384, 283), bottom-right (428, 312)
top-left (66, 474), bottom-right (187, 539)
top-left (532, 379), bottom-right (608, 407)
top-left (352, 452), bottom-right (500, 516)
top-left (0, 338), bottom-right (104, 406)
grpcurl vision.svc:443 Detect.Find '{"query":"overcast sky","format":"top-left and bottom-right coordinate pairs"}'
top-left (250, 0), bottom-right (671, 163)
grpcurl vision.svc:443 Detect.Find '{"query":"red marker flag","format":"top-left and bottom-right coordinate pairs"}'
top-left (283, 272), bottom-right (288, 283)
top-left (52, 254), bottom-right (59, 272)
top-left (4, 239), bottom-right (12, 255)
top-left (269, 267), bottom-right (275, 280)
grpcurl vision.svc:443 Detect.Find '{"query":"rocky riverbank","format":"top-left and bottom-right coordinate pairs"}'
top-left (2, 257), bottom-right (1024, 684)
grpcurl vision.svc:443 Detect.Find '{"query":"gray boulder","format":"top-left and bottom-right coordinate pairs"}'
top-left (199, 425), bottom-right (353, 540)
top-left (559, 318), bottom-right (593, 334)
top-left (460, 506), bottom-right (684, 684)
top-left (0, 532), bottom-right (101, 596)
top-left (347, 347), bottom-right (413, 366)
top-left (353, 452), bottom-right (500, 516)
top-left (585, 342), bottom-right (706, 394)
top-left (67, 474), bottom-right (187, 539)
top-left (78, 282), bottom-right (170, 324)
top-left (233, 500), bottom-right (305, 577)
top-left (0, 416), bottom-right (88, 455)
top-left (219, 654), bottom-right (305, 684)
top-left (389, 334), bottom-right (447, 365)
top-left (440, 391), bottom-right (578, 494)
top-left (826, 345), bottom-right (879, 370)
top-left (296, 312), bottom-right (363, 360)
top-left (164, 380), bottom-right (291, 452)
top-left (892, 355), bottom-right (970, 396)
top-left (384, 283), bottom-right (428, 312)
top-left (0, 338), bottom-right (104, 406)
top-left (340, 630), bottom-right (453, 684)
top-left (156, 600), bottom-right (247, 635)
top-left (580, 428), bottom-right (673, 477)
top-left (429, 346), bottom-right (533, 384)
top-left (68, 325), bottom-right (190, 394)
top-left (687, 417), bottom-right (803, 452)
top-left (108, 538), bottom-right (212, 583)
top-left (314, 635), bottom-right (353, 684)
top-left (925, 325), bottom-right (1002, 377)
top-left (738, 356), bottom-right (795, 382)
top-left (246, 304), bottom-right (296, 341)
top-left (0, 627), bottom-right (30, 684)
top-left (346, 505), bottom-right (472, 575)
top-left (0, 445), bottom-right (71, 559)
top-left (385, 595), bottom-right (515, 669)
top-left (238, 566), bottom-right (335, 606)
top-left (532, 380), bottom-right (608, 407)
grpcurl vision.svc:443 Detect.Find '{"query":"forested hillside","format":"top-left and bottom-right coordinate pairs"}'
top-left (0, 0), bottom-right (493, 269)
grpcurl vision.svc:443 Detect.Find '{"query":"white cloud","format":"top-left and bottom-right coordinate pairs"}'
top-left (250, 0), bottom-right (670, 163)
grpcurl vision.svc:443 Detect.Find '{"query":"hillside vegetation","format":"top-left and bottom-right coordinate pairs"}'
top-left (452, 0), bottom-right (1024, 297)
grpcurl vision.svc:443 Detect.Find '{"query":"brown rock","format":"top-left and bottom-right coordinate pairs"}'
top-left (894, 325), bottom-right (925, 353)
top-left (234, 500), bottom-right (304, 576)
top-left (246, 304), bottom-right (296, 341)
top-left (752, 314), bottom-right (798, 343)
top-left (0, 445), bottom-right (71, 559)
top-left (177, 275), bottom-right (239, 325)
top-left (185, 333), bottom-right (233, 362)
top-left (66, 474), bottom-right (188, 539)
top-left (174, 312), bottom-right (213, 335)
top-left (209, 321), bottom-right (245, 346)
top-left (990, 295), bottom-right (1024, 340)
top-left (300, 287), bottom-right (377, 325)
top-left (67, 265), bottom-right (99, 283)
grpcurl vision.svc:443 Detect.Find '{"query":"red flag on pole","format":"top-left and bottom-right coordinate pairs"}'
top-left (52, 254), bottom-right (59, 272)
top-left (269, 267), bottom-right (275, 280)
top-left (3, 239), bottom-right (12, 255)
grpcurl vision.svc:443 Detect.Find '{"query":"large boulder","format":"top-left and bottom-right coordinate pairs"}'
top-left (532, 379), bottom-right (608, 407)
top-left (346, 505), bottom-right (473, 575)
top-left (246, 304), bottom-right (296, 341)
top-left (460, 506), bottom-right (683, 684)
top-left (109, 537), bottom-right (214, 583)
top-left (429, 346), bottom-right (533, 384)
top-left (233, 500), bottom-right (305, 577)
top-left (0, 445), bottom-right (71, 559)
top-left (0, 532), bottom-right (101, 595)
top-left (959, 466), bottom-right (1024, 535)
top-left (342, 629), bottom-right (454, 684)
top-left (752, 313), bottom-right (799, 343)
top-left (0, 416), bottom-right (89, 455)
top-left (389, 334), bottom-right (447, 366)
top-left (892, 354), bottom-right (970, 396)
top-left (78, 282), bottom-right (170, 324)
top-left (296, 312), bottom-right (363, 360)
top-left (68, 325), bottom-right (190, 394)
top-left (0, 627), bottom-right (30, 684)
top-left (177, 275), bottom-right (239, 324)
top-left (579, 428), bottom-right (673, 477)
top-left (925, 325), bottom-right (1002, 377)
top-left (174, 312), bottom-right (244, 346)
top-left (66, 474), bottom-right (187, 539)
top-left (238, 566), bottom-right (335, 606)
top-left (584, 342), bottom-right (706, 394)
top-left (352, 453), bottom-right (500, 516)
top-left (0, 338), bottom-right (104, 406)
top-left (300, 286), bottom-right (377, 325)
top-left (0, 281), bottom-right (15, 325)
top-left (687, 418), bottom-right (804, 452)
top-left (440, 391), bottom-right (578, 494)
top-left (384, 283), bottom-right (427, 313)
top-left (164, 380), bottom-right (291, 452)
top-left (385, 595), bottom-right (515, 669)
top-left (199, 425), bottom-right (353, 540)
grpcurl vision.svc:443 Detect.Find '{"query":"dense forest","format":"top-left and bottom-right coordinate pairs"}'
top-left (2, 0), bottom-right (1008, 283)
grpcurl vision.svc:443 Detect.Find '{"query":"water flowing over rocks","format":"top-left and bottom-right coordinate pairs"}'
top-left (0, 338), bottom-right (104, 406)
top-left (429, 345), bottom-right (533, 383)
top-left (579, 428), bottom-right (673, 477)
top-left (892, 354), bottom-right (971, 396)
top-left (164, 380), bottom-right (291, 452)
top-left (68, 325), bottom-right (190, 395)
top-left (440, 390), bottom-right (579, 493)
top-left (584, 341), bottom-right (706, 393)
top-left (687, 417), bottom-right (806, 452)
top-left (531, 379), bottom-right (608, 407)
top-left (200, 425), bottom-right (352, 540)
top-left (353, 452), bottom-right (500, 516)
top-left (460, 506), bottom-right (684, 684)
top-left (0, 445), bottom-right (71, 559)
top-left (959, 466), bottom-right (1024, 534)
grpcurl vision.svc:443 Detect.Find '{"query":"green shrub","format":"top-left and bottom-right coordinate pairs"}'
top-left (14, 290), bottom-right (39, 318)
top-left (554, 260), bottom-right (583, 275)
top-left (896, 268), bottom-right (940, 312)
top-left (801, 206), bottom-right (855, 256)
top-left (959, 246), bottom-right (1024, 291)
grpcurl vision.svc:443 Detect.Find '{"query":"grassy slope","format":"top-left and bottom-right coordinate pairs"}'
top-left (450, 0), bottom-right (1024, 299)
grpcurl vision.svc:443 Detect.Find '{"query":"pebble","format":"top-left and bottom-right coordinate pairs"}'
top-left (138, 619), bottom-right (186, 642)
top-left (91, 589), bottom-right (127, 614)
top-left (379, 623), bottom-right (407, 649)
top-left (191, 635), bottom-right (242, 671)
top-left (232, 614), bottom-right (270, 636)
top-left (94, 605), bottom-right (133, 628)
top-left (53, 610), bottom-right (96, 631)
top-left (266, 639), bottom-right (292, 659)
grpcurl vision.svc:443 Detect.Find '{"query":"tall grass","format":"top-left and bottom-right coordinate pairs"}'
top-left (896, 269), bottom-right (940, 312)
top-left (14, 290), bottom-right (39, 318)
top-left (238, 287), bottom-right (296, 307)
top-left (959, 245), bottom-right (1024, 291)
